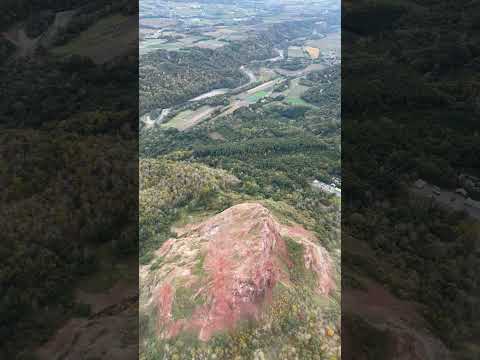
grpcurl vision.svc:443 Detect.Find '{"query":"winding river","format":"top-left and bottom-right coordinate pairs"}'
top-left (141, 48), bottom-right (285, 128)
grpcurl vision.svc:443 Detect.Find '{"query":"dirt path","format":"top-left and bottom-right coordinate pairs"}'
top-left (184, 107), bottom-right (218, 129)
top-left (164, 106), bottom-right (221, 131)
top-left (246, 78), bottom-right (279, 94)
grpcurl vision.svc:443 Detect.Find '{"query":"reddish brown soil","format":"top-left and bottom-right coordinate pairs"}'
top-left (149, 202), bottom-right (334, 341)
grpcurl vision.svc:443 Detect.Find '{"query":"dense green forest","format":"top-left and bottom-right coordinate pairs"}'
top-left (140, 86), bottom-right (341, 260)
top-left (0, 4), bottom-right (138, 357)
top-left (0, 56), bottom-right (137, 127)
top-left (1, 113), bottom-right (138, 359)
top-left (139, 158), bottom-right (239, 263)
top-left (302, 65), bottom-right (341, 115)
top-left (140, 42), bottom-right (271, 115)
top-left (343, 0), bottom-right (480, 357)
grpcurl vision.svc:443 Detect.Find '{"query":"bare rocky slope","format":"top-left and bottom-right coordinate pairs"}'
top-left (140, 202), bottom-right (335, 343)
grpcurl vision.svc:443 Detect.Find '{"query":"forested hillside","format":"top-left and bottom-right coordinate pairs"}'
top-left (141, 103), bottom-right (340, 204)
top-left (342, 0), bottom-right (480, 358)
top-left (0, 57), bottom-right (137, 127)
top-left (140, 36), bottom-right (280, 114)
top-left (140, 77), bottom-right (341, 358)
top-left (0, 2), bottom-right (138, 357)
top-left (140, 158), bottom-right (240, 262)
top-left (302, 65), bottom-right (340, 112)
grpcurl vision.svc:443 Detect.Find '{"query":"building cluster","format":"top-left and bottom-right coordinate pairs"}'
top-left (414, 178), bottom-right (480, 210)
top-left (312, 179), bottom-right (341, 197)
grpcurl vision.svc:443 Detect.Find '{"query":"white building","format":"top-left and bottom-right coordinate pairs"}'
top-left (312, 180), bottom-right (341, 197)
top-left (414, 179), bottom-right (427, 189)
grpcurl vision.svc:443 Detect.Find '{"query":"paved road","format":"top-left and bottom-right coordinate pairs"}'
top-left (411, 184), bottom-right (480, 220)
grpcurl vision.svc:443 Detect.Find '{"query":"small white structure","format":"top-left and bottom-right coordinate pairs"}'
top-left (414, 179), bottom-right (427, 189)
top-left (312, 179), bottom-right (341, 197)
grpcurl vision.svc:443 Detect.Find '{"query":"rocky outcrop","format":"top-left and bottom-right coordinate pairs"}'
top-left (140, 202), bottom-right (335, 341)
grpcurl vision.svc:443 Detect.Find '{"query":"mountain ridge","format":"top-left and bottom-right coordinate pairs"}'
top-left (140, 202), bottom-right (335, 342)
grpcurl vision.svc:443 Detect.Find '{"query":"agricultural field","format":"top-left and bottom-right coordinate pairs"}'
top-left (282, 78), bottom-right (313, 107)
top-left (247, 78), bottom-right (283, 95)
top-left (285, 96), bottom-right (312, 106)
top-left (305, 46), bottom-right (320, 59)
top-left (52, 14), bottom-right (137, 64)
top-left (140, 34), bottom-right (215, 54)
top-left (140, 23), bottom-right (253, 54)
top-left (288, 46), bottom-right (308, 58)
top-left (203, 26), bottom-right (251, 42)
top-left (140, 38), bottom-right (169, 54)
top-left (247, 90), bottom-right (269, 103)
top-left (305, 31), bottom-right (341, 55)
top-left (193, 39), bottom-right (226, 49)
top-left (139, 18), bottom-right (176, 28)
top-left (161, 106), bottom-right (220, 131)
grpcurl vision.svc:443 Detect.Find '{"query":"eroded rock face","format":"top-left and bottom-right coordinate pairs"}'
top-left (140, 202), bottom-right (334, 341)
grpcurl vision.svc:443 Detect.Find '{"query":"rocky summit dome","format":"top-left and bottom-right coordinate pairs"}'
top-left (140, 202), bottom-right (335, 341)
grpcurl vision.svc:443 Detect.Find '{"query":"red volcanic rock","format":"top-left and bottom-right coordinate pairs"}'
top-left (154, 283), bottom-right (173, 322)
top-left (141, 202), bottom-right (334, 341)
